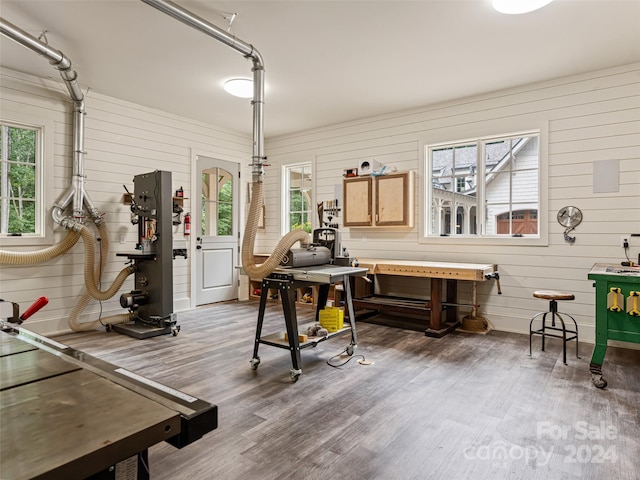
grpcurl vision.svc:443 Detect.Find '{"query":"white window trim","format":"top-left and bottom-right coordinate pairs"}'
top-left (280, 161), bottom-right (314, 236)
top-left (0, 107), bottom-right (54, 247)
top-left (419, 120), bottom-right (548, 247)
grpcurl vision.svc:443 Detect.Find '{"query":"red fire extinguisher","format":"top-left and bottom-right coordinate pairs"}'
top-left (184, 213), bottom-right (191, 236)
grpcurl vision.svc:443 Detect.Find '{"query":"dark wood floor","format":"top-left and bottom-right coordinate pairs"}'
top-left (56, 301), bottom-right (640, 480)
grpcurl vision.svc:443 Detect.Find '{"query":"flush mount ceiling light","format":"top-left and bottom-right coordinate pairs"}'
top-left (223, 78), bottom-right (253, 98)
top-left (492, 0), bottom-right (553, 14)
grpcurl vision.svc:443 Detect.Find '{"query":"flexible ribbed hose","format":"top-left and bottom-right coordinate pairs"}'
top-left (0, 231), bottom-right (80, 264)
top-left (79, 226), bottom-right (134, 301)
top-left (242, 181), bottom-right (309, 279)
top-left (68, 290), bottom-right (133, 331)
top-left (67, 222), bottom-right (134, 331)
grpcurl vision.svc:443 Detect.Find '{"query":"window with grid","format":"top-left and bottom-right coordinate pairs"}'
top-left (426, 132), bottom-right (540, 238)
top-left (282, 163), bottom-right (313, 234)
top-left (1, 122), bottom-right (42, 237)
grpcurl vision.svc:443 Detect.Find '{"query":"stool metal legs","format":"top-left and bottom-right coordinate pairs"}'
top-left (529, 300), bottom-right (580, 364)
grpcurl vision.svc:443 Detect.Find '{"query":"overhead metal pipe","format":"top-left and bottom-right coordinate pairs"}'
top-left (141, 0), bottom-right (266, 180)
top-left (0, 18), bottom-right (83, 102)
top-left (0, 17), bottom-right (102, 226)
top-left (141, 0), bottom-right (309, 281)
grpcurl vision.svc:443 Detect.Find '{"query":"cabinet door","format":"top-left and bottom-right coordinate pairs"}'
top-left (343, 176), bottom-right (372, 226)
top-left (375, 172), bottom-right (413, 227)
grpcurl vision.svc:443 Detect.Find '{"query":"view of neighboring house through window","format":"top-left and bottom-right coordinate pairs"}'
top-left (283, 163), bottom-right (313, 234)
top-left (0, 122), bottom-right (40, 236)
top-left (426, 132), bottom-right (539, 238)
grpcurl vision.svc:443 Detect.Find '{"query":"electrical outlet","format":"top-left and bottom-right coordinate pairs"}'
top-left (621, 236), bottom-right (629, 248)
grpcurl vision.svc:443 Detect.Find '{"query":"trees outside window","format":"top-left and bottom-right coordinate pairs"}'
top-left (283, 163), bottom-right (313, 234)
top-left (1, 123), bottom-right (40, 236)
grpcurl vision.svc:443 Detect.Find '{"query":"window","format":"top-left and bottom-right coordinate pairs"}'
top-left (426, 131), bottom-right (540, 239)
top-left (201, 167), bottom-right (233, 236)
top-left (1, 122), bottom-right (42, 237)
top-left (282, 163), bottom-right (313, 234)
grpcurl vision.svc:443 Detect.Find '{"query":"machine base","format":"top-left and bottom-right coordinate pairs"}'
top-left (112, 321), bottom-right (178, 339)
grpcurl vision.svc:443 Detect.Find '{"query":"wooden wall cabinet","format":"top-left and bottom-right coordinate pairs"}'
top-left (343, 171), bottom-right (414, 227)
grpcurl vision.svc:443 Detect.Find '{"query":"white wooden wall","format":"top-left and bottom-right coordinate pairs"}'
top-left (0, 68), bottom-right (252, 335)
top-left (261, 62), bottom-right (640, 343)
top-left (2, 63), bottom-right (638, 342)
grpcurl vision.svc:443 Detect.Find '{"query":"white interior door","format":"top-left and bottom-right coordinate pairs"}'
top-left (195, 156), bottom-right (239, 306)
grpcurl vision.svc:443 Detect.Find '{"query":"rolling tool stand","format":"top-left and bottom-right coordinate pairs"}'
top-left (588, 263), bottom-right (640, 388)
top-left (250, 265), bottom-right (368, 382)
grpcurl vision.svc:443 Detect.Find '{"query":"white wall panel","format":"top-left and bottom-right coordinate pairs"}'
top-left (262, 62), bottom-right (640, 343)
top-left (0, 67), bottom-right (252, 335)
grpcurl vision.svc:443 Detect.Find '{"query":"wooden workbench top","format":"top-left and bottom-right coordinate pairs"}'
top-left (355, 258), bottom-right (497, 281)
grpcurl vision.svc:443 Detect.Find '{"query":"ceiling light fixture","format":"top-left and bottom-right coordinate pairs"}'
top-left (492, 0), bottom-right (553, 14)
top-left (223, 78), bottom-right (253, 98)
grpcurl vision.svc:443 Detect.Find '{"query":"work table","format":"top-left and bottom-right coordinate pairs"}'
top-left (352, 258), bottom-right (499, 337)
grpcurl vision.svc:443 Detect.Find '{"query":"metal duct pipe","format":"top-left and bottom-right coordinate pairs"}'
top-left (140, 0), bottom-right (266, 180)
top-left (0, 17), bottom-right (100, 226)
top-left (0, 18), bottom-right (83, 102)
top-left (141, 0), bottom-right (309, 280)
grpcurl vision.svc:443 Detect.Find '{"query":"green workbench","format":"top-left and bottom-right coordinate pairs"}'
top-left (588, 263), bottom-right (640, 388)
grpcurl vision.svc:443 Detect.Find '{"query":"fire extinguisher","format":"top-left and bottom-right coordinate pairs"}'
top-left (184, 213), bottom-right (191, 236)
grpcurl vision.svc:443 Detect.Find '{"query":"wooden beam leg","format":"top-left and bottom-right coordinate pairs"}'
top-left (430, 278), bottom-right (442, 331)
top-left (424, 278), bottom-right (460, 338)
top-left (446, 279), bottom-right (457, 324)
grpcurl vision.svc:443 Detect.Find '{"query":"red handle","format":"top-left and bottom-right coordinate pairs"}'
top-left (20, 296), bottom-right (49, 321)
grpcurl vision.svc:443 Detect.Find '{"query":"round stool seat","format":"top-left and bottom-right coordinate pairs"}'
top-left (533, 290), bottom-right (575, 301)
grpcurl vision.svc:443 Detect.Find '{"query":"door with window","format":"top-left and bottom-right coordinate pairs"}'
top-left (195, 156), bottom-right (239, 306)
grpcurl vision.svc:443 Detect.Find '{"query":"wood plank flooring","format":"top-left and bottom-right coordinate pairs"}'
top-left (55, 301), bottom-right (640, 480)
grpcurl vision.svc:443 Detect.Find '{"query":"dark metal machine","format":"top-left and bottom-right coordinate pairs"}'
top-left (115, 170), bottom-right (179, 339)
top-left (280, 227), bottom-right (351, 269)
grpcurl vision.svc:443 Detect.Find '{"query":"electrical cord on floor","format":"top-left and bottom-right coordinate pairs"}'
top-left (326, 346), bottom-right (373, 368)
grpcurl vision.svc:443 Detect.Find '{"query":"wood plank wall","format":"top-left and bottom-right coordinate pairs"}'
top-left (1, 63), bottom-right (638, 341)
top-left (262, 62), bottom-right (640, 342)
top-left (0, 67), bottom-right (252, 335)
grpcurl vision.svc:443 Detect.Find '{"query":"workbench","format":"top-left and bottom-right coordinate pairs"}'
top-left (588, 263), bottom-right (640, 388)
top-left (352, 259), bottom-right (499, 337)
top-left (250, 264), bottom-right (369, 382)
top-left (0, 327), bottom-right (217, 479)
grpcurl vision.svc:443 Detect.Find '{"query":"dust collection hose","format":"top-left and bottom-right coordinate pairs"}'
top-left (0, 231), bottom-right (80, 264)
top-left (241, 181), bottom-right (309, 279)
top-left (67, 223), bottom-right (135, 331)
top-left (78, 225), bottom-right (134, 301)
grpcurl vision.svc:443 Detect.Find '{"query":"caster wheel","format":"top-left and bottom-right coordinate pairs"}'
top-left (346, 345), bottom-right (354, 356)
top-left (171, 327), bottom-right (179, 336)
top-left (250, 357), bottom-right (261, 370)
top-left (591, 374), bottom-right (607, 389)
top-left (289, 369), bottom-right (302, 382)
top-left (105, 324), bottom-right (112, 332)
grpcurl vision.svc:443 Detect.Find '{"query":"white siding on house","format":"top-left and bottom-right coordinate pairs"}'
top-left (485, 142), bottom-right (539, 235)
top-left (261, 62), bottom-right (640, 342)
top-left (0, 67), bottom-right (252, 335)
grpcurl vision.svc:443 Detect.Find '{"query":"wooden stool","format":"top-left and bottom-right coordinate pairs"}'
top-left (529, 290), bottom-right (579, 364)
